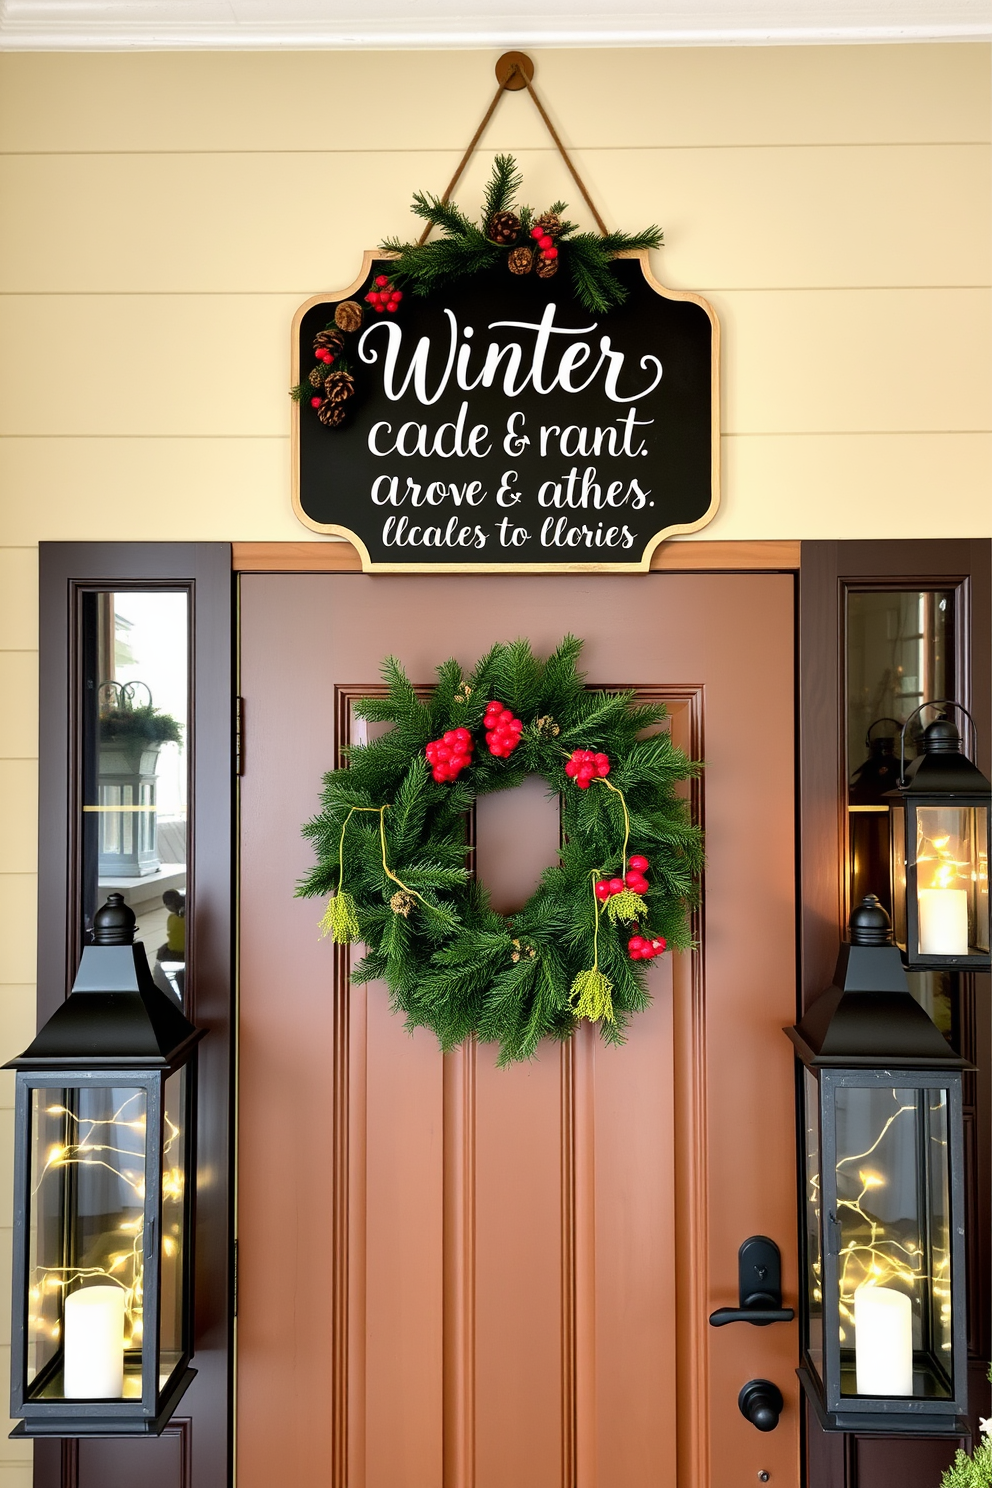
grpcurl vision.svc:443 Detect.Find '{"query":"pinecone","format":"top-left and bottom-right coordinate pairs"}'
top-left (535, 255), bottom-right (558, 280)
top-left (508, 245), bottom-right (534, 275)
top-left (308, 366), bottom-right (325, 388)
top-left (334, 300), bottom-right (363, 333)
top-left (315, 328), bottom-right (344, 353)
top-left (535, 211), bottom-right (562, 239)
top-left (535, 714), bottom-right (560, 739)
top-left (510, 938), bottom-right (536, 964)
top-left (453, 682), bottom-right (473, 704)
top-left (489, 210), bottom-right (521, 245)
top-left (317, 401), bottom-right (346, 427)
top-left (323, 371), bottom-right (355, 403)
top-left (390, 890), bottom-right (417, 918)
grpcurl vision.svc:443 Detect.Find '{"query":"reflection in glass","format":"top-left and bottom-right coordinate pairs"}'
top-left (846, 591), bottom-right (955, 916)
top-left (81, 592), bottom-right (188, 1002)
top-left (914, 806), bottom-right (990, 959)
top-left (159, 1068), bottom-right (187, 1389)
top-left (834, 1086), bottom-right (951, 1400)
top-left (28, 1086), bottom-right (147, 1400)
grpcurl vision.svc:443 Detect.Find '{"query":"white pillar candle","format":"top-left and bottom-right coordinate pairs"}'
top-left (919, 887), bottom-right (969, 956)
top-left (62, 1286), bottom-right (125, 1398)
top-left (854, 1284), bottom-right (914, 1396)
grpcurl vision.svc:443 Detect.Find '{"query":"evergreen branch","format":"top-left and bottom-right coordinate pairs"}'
top-left (482, 154), bottom-right (523, 224)
top-left (408, 190), bottom-right (474, 238)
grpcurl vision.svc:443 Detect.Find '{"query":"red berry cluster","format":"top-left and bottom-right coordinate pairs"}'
top-left (530, 225), bottom-right (560, 267)
top-left (565, 749), bottom-right (610, 789)
top-left (365, 274), bottom-right (404, 314)
top-left (627, 932), bottom-right (666, 961)
top-left (314, 345), bottom-right (336, 365)
top-left (425, 727), bottom-right (473, 782)
top-left (593, 854), bottom-right (650, 902)
top-left (484, 700), bottom-right (523, 758)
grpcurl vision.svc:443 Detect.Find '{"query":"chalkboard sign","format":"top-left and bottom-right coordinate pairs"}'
top-left (292, 252), bottom-right (719, 571)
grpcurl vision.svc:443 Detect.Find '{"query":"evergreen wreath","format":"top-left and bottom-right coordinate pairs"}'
top-left (297, 637), bottom-right (703, 1066)
top-left (382, 154), bottom-right (663, 315)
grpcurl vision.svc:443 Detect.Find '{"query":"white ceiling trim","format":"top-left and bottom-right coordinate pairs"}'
top-left (1, 1), bottom-right (990, 49)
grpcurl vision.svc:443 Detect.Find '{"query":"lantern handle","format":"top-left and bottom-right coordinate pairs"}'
top-left (898, 699), bottom-right (978, 786)
top-left (865, 717), bottom-right (903, 748)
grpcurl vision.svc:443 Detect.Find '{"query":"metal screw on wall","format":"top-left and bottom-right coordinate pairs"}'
top-left (758, 1474), bottom-right (770, 1484)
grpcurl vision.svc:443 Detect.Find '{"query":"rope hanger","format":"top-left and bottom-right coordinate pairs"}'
top-left (416, 51), bottom-right (609, 247)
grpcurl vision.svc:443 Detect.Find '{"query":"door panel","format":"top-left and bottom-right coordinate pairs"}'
top-left (237, 572), bottom-right (797, 1488)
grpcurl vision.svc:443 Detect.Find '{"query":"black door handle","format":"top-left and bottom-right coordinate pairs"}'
top-left (709, 1306), bottom-right (794, 1327)
top-left (708, 1236), bottom-right (795, 1327)
top-left (739, 1379), bottom-right (784, 1432)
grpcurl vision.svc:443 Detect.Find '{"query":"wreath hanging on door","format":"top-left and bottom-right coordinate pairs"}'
top-left (297, 637), bottom-right (703, 1065)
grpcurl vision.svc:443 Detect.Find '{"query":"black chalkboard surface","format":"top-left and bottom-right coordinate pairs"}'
top-left (292, 253), bottom-right (719, 570)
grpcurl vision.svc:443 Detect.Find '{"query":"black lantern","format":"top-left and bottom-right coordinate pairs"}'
top-left (6, 895), bottom-right (202, 1437)
top-left (887, 702), bottom-right (991, 970)
top-left (788, 896), bottom-right (970, 1435)
top-left (849, 718), bottom-right (903, 914)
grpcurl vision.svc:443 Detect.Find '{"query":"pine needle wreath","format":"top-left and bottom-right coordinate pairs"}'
top-left (381, 153), bottom-right (663, 315)
top-left (297, 636), bottom-right (703, 1066)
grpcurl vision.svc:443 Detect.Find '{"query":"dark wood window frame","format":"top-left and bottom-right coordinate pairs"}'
top-left (36, 543), bottom-right (234, 1488)
top-left (798, 538), bottom-right (992, 1488)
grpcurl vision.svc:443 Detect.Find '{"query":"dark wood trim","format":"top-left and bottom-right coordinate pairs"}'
top-left (798, 539), bottom-right (992, 1487)
top-left (36, 544), bottom-right (234, 1488)
top-left (231, 538), bottom-right (802, 573)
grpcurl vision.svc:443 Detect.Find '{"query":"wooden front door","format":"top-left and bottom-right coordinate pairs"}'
top-left (237, 570), bottom-right (798, 1488)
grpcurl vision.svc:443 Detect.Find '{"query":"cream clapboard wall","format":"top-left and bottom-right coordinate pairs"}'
top-left (0, 41), bottom-right (990, 1480)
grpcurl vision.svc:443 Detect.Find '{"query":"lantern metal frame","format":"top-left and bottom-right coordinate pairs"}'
top-left (886, 700), bottom-right (991, 971)
top-left (788, 898), bottom-right (972, 1437)
top-left (6, 897), bottom-right (202, 1437)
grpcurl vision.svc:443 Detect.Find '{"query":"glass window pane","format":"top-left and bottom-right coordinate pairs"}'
top-left (159, 1067), bottom-right (188, 1388)
top-left (833, 1084), bottom-right (952, 1400)
top-left (81, 591), bottom-right (189, 1005)
top-left (29, 1086), bottom-right (147, 1400)
top-left (846, 590), bottom-right (955, 916)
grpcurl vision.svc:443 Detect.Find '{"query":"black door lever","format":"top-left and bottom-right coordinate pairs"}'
top-left (708, 1236), bottom-right (795, 1327)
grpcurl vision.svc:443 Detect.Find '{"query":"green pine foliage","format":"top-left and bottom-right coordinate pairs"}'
top-left (380, 154), bottom-right (663, 315)
top-left (298, 637), bottom-right (703, 1065)
top-left (941, 1441), bottom-right (992, 1487)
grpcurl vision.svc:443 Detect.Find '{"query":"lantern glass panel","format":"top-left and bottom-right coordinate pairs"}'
top-left (891, 803), bottom-right (908, 949)
top-left (832, 1085), bottom-right (952, 1400)
top-left (159, 1067), bottom-right (187, 1388)
top-left (914, 806), bottom-right (989, 957)
top-left (804, 1070), bottom-right (824, 1375)
top-left (27, 1085), bottom-right (147, 1401)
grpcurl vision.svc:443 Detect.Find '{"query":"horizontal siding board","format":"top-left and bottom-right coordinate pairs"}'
top-left (0, 45), bottom-right (988, 154)
top-left (0, 143), bottom-right (988, 293)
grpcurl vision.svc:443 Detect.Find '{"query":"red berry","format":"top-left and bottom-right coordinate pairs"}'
top-left (608, 878), bottom-right (624, 895)
top-left (387, 302), bottom-right (398, 312)
top-left (576, 777), bottom-right (590, 789)
top-left (375, 274), bottom-right (390, 288)
top-left (455, 728), bottom-right (470, 745)
top-left (543, 246), bottom-right (559, 260)
top-left (310, 395), bottom-right (322, 408)
top-left (628, 935), bottom-right (646, 952)
top-left (531, 225), bottom-right (543, 239)
top-left (538, 235), bottom-right (553, 251)
top-left (391, 290), bottom-right (403, 302)
top-left (564, 761), bottom-right (579, 777)
top-left (367, 292), bottom-right (380, 304)
top-left (651, 938), bottom-right (666, 952)
top-left (375, 304), bottom-right (386, 313)
top-left (594, 880), bottom-right (612, 901)
top-left (628, 855), bottom-right (649, 871)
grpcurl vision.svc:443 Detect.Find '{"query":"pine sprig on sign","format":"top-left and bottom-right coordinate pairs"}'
top-left (381, 154), bottom-right (663, 315)
top-left (298, 638), bottom-right (703, 1065)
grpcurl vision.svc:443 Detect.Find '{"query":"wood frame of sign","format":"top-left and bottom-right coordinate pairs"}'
top-left (291, 250), bottom-right (720, 573)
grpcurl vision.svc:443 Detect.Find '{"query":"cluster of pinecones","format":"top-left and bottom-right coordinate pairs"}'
top-left (308, 300), bottom-right (363, 426)
top-left (488, 210), bottom-right (561, 279)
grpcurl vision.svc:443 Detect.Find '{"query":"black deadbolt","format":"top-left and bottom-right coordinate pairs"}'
top-left (739, 1379), bottom-right (784, 1433)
